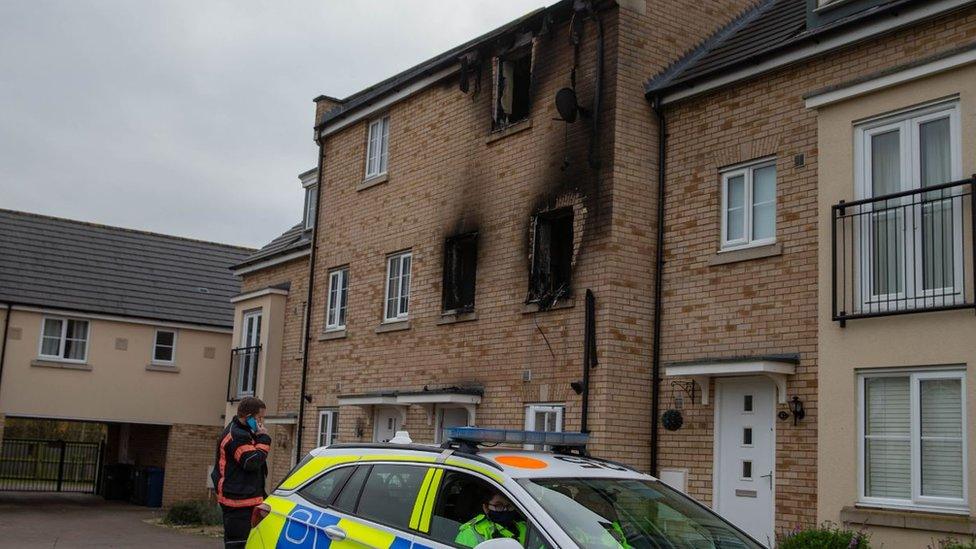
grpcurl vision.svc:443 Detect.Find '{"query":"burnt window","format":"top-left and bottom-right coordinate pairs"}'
top-left (529, 208), bottom-right (573, 304)
top-left (493, 50), bottom-right (532, 129)
top-left (442, 233), bottom-right (478, 313)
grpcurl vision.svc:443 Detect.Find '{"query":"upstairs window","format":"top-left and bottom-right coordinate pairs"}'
top-left (365, 116), bottom-right (390, 180)
top-left (492, 50), bottom-right (532, 129)
top-left (721, 159), bottom-right (777, 250)
top-left (326, 267), bottom-right (348, 331)
top-left (152, 329), bottom-right (176, 364)
top-left (529, 208), bottom-right (573, 304)
top-left (442, 232), bottom-right (478, 314)
top-left (39, 317), bottom-right (90, 362)
top-left (384, 251), bottom-right (412, 322)
top-left (303, 184), bottom-right (318, 230)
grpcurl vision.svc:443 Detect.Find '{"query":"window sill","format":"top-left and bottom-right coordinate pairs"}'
top-left (522, 297), bottom-right (575, 314)
top-left (437, 311), bottom-right (478, 325)
top-left (146, 364), bottom-right (180, 373)
top-left (357, 173), bottom-right (389, 191)
top-left (318, 329), bottom-right (347, 341)
top-left (31, 359), bottom-right (92, 371)
top-left (375, 320), bottom-right (410, 333)
top-left (708, 242), bottom-right (782, 266)
top-left (486, 119), bottom-right (532, 144)
top-left (842, 505), bottom-right (974, 535)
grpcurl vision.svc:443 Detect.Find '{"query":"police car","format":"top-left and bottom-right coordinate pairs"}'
top-left (247, 428), bottom-right (762, 548)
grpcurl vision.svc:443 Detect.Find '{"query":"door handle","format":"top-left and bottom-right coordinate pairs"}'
top-left (323, 525), bottom-right (347, 541)
top-left (760, 472), bottom-right (773, 490)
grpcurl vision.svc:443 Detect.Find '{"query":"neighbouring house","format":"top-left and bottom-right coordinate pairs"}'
top-left (646, 0), bottom-right (976, 544)
top-left (225, 168), bottom-right (315, 485)
top-left (0, 209), bottom-right (253, 506)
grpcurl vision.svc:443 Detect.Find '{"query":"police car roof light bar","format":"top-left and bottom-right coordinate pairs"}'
top-left (445, 427), bottom-right (589, 455)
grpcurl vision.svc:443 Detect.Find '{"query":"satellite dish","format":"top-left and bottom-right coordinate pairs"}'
top-left (555, 87), bottom-right (579, 123)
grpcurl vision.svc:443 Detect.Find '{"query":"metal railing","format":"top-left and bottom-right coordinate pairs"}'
top-left (832, 176), bottom-right (976, 324)
top-left (227, 345), bottom-right (261, 402)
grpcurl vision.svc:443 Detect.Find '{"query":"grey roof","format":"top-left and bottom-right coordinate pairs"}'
top-left (0, 209), bottom-right (253, 328)
top-left (645, 0), bottom-right (916, 96)
top-left (316, 1), bottom-right (572, 130)
top-left (231, 222), bottom-right (310, 271)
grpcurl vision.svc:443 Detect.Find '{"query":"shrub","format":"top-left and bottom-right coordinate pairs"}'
top-left (164, 500), bottom-right (222, 526)
top-left (931, 539), bottom-right (976, 549)
top-left (779, 523), bottom-right (870, 549)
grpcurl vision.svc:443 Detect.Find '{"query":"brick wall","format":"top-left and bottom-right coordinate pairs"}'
top-left (657, 6), bottom-right (976, 534)
top-left (162, 423), bottom-right (222, 506)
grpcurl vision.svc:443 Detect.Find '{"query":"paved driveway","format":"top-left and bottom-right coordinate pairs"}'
top-left (0, 493), bottom-right (221, 548)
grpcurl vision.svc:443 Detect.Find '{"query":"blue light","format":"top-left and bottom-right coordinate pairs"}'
top-left (446, 427), bottom-right (589, 447)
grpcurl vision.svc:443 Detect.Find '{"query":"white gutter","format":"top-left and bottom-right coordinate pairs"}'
top-left (10, 305), bottom-right (232, 334)
top-left (232, 248), bottom-right (311, 276)
top-left (660, 0), bottom-right (975, 105)
top-left (318, 65), bottom-right (459, 138)
top-left (805, 46), bottom-right (976, 108)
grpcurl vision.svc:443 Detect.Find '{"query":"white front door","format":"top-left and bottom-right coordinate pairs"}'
top-left (373, 407), bottom-right (400, 442)
top-left (715, 378), bottom-right (775, 547)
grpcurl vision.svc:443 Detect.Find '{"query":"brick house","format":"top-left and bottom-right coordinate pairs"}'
top-left (0, 209), bottom-right (252, 506)
top-left (646, 0), bottom-right (976, 544)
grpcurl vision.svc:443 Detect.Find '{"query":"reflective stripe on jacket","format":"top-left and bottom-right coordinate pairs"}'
top-left (210, 417), bottom-right (271, 507)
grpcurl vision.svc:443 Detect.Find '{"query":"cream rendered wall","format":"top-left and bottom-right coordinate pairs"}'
top-left (816, 63), bottom-right (976, 543)
top-left (0, 309), bottom-right (230, 427)
top-left (224, 292), bottom-right (287, 422)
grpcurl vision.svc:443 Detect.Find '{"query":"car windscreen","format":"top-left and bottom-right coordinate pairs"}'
top-left (517, 477), bottom-right (762, 549)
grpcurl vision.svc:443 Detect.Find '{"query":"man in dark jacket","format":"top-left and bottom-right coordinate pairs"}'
top-left (212, 396), bottom-right (272, 548)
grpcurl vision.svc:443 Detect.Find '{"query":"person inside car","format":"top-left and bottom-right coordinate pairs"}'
top-left (455, 490), bottom-right (527, 547)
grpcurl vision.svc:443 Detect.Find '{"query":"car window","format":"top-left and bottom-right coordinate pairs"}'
top-left (356, 464), bottom-right (429, 529)
top-left (297, 466), bottom-right (355, 507)
top-left (332, 465), bottom-right (369, 514)
top-left (427, 469), bottom-right (552, 549)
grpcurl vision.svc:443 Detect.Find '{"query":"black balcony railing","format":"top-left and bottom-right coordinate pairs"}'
top-left (832, 176), bottom-right (976, 324)
top-left (227, 345), bottom-right (261, 402)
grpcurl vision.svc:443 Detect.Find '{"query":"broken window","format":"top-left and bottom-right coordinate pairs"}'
top-left (492, 49), bottom-right (532, 129)
top-left (529, 208), bottom-right (573, 305)
top-left (442, 232), bottom-right (478, 313)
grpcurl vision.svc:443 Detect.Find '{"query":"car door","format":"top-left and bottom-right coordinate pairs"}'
top-left (276, 463), bottom-right (432, 548)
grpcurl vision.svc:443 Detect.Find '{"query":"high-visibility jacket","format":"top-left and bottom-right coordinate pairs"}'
top-left (455, 514), bottom-right (527, 547)
top-left (211, 417), bottom-right (271, 507)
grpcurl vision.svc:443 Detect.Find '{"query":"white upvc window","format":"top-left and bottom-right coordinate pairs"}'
top-left (303, 185), bottom-right (318, 230)
top-left (720, 158), bottom-right (777, 250)
top-left (855, 101), bottom-right (963, 308)
top-left (152, 329), bottom-right (177, 364)
top-left (858, 369), bottom-right (967, 512)
top-left (317, 409), bottom-right (339, 447)
top-left (38, 317), bottom-right (90, 363)
top-left (326, 267), bottom-right (348, 331)
top-left (524, 403), bottom-right (564, 450)
top-left (365, 116), bottom-right (390, 180)
top-left (384, 252), bottom-right (411, 322)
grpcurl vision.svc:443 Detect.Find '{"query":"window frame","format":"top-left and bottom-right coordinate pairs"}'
top-left (303, 184), bottom-right (318, 231)
top-left (317, 408), bottom-right (339, 447)
top-left (364, 116), bottom-right (390, 181)
top-left (719, 157), bottom-right (778, 251)
top-left (856, 368), bottom-right (968, 512)
top-left (442, 232), bottom-right (478, 314)
top-left (529, 207), bottom-right (574, 303)
top-left (151, 328), bottom-right (177, 365)
top-left (524, 403), bottom-right (565, 451)
top-left (854, 100), bottom-right (963, 309)
top-left (326, 267), bottom-right (349, 331)
top-left (37, 316), bottom-right (91, 363)
top-left (383, 251), bottom-right (412, 323)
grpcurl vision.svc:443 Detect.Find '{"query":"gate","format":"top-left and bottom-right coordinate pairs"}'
top-left (0, 439), bottom-right (103, 493)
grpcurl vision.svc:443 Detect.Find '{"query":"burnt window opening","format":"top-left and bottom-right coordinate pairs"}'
top-left (529, 208), bottom-right (573, 306)
top-left (492, 50), bottom-right (532, 129)
top-left (443, 232), bottom-right (478, 314)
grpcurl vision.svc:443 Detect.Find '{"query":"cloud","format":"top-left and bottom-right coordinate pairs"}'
top-left (0, 0), bottom-right (544, 247)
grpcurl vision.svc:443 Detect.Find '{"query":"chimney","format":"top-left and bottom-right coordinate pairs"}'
top-left (314, 95), bottom-right (344, 127)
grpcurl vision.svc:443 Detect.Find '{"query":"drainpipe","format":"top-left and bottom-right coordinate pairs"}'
top-left (0, 302), bottom-right (10, 402)
top-left (295, 135), bottom-right (326, 459)
top-left (649, 96), bottom-right (667, 476)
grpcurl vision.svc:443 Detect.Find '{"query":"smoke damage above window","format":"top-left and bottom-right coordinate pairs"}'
top-left (443, 232), bottom-right (478, 314)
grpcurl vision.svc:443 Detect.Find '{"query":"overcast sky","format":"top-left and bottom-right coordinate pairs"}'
top-left (0, 1), bottom-right (544, 248)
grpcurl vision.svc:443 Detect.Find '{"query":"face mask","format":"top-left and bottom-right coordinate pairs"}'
top-left (246, 417), bottom-right (258, 431)
top-left (487, 510), bottom-right (520, 529)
